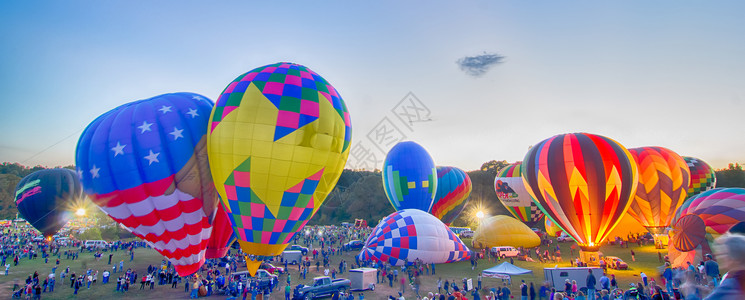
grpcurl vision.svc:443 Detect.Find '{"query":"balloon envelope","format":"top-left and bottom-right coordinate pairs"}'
top-left (358, 209), bottom-right (470, 266)
top-left (472, 215), bottom-right (541, 249)
top-left (495, 162), bottom-right (544, 227)
top-left (207, 63), bottom-right (351, 274)
top-left (521, 133), bottom-right (638, 251)
top-left (672, 214), bottom-right (707, 252)
top-left (430, 166), bottom-right (471, 225)
top-left (627, 146), bottom-right (690, 236)
top-left (673, 188), bottom-right (745, 236)
top-left (205, 201), bottom-right (238, 259)
top-left (683, 156), bottom-right (717, 199)
top-left (14, 169), bottom-right (83, 237)
top-left (76, 92), bottom-right (218, 276)
top-left (382, 141), bottom-right (437, 212)
top-left (545, 218), bottom-right (563, 237)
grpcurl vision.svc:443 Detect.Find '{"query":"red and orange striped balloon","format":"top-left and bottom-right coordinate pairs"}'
top-left (627, 147), bottom-right (690, 236)
top-left (521, 133), bottom-right (638, 251)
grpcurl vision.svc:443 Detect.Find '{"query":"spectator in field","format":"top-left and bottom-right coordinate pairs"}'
top-left (704, 233), bottom-right (745, 299)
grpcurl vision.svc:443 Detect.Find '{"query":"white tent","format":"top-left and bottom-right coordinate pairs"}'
top-left (482, 262), bottom-right (533, 278)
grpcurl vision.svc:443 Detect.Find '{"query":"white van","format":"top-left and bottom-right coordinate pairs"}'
top-left (84, 240), bottom-right (109, 249)
top-left (491, 246), bottom-right (519, 258)
top-left (459, 230), bottom-right (475, 238)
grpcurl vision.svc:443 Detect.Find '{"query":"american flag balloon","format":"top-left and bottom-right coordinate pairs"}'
top-left (75, 93), bottom-right (219, 276)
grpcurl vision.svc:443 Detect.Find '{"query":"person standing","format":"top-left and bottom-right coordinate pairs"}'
top-left (640, 272), bottom-right (648, 287)
top-left (704, 233), bottom-right (745, 299)
top-left (705, 253), bottom-right (720, 287)
top-left (630, 249), bottom-right (636, 262)
top-left (520, 280), bottom-right (528, 300)
top-left (586, 269), bottom-right (596, 299)
top-left (529, 282), bottom-right (536, 300)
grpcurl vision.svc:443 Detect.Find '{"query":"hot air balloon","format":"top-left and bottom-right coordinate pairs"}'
top-left (207, 62), bottom-right (351, 275)
top-left (357, 209), bottom-right (470, 266)
top-left (471, 215), bottom-right (541, 249)
top-left (521, 133), bottom-right (638, 263)
top-left (205, 201), bottom-right (238, 259)
top-left (76, 92), bottom-right (218, 276)
top-left (430, 166), bottom-right (471, 225)
top-left (494, 162), bottom-right (544, 227)
top-left (683, 156), bottom-right (717, 199)
top-left (544, 218), bottom-right (563, 237)
top-left (382, 141), bottom-right (437, 212)
top-left (627, 147), bottom-right (690, 245)
top-left (14, 169), bottom-right (83, 237)
top-left (673, 188), bottom-right (745, 237)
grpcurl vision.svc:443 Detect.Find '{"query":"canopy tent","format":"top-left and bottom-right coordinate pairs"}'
top-left (482, 262), bottom-right (533, 278)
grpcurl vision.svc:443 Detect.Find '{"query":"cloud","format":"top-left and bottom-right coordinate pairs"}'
top-left (456, 52), bottom-right (505, 77)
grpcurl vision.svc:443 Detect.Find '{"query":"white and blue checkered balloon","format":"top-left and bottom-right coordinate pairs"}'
top-left (358, 209), bottom-right (471, 266)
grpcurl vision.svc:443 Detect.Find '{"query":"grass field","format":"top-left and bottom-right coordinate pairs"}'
top-left (0, 238), bottom-right (676, 300)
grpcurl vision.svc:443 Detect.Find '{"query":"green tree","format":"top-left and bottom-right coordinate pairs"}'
top-left (78, 227), bottom-right (102, 240)
top-left (715, 163), bottom-right (745, 188)
top-left (480, 160), bottom-right (510, 176)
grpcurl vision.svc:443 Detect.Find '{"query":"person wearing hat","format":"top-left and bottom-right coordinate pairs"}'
top-left (624, 283), bottom-right (639, 299)
top-left (398, 291), bottom-right (405, 300)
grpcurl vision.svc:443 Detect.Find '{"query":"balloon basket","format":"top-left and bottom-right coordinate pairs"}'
top-left (579, 250), bottom-right (600, 266)
top-left (653, 234), bottom-right (669, 249)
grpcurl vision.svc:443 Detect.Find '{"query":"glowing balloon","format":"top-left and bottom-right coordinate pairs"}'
top-left (205, 201), bottom-right (237, 259)
top-left (357, 209), bottom-right (470, 266)
top-left (207, 63), bottom-right (351, 274)
top-left (627, 147), bottom-right (690, 238)
top-left (382, 141), bottom-right (437, 212)
top-left (76, 92), bottom-right (218, 276)
top-left (521, 133), bottom-right (638, 252)
top-left (683, 156), bottom-right (717, 198)
top-left (430, 166), bottom-right (472, 225)
top-left (606, 213), bottom-right (647, 240)
top-left (494, 162), bottom-right (544, 227)
top-left (472, 215), bottom-right (541, 249)
top-left (673, 188), bottom-right (745, 236)
top-left (14, 169), bottom-right (83, 237)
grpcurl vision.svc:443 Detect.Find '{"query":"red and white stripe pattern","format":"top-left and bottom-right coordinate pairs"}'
top-left (96, 187), bottom-right (211, 276)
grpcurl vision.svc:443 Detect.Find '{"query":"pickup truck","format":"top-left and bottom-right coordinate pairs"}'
top-left (232, 269), bottom-right (278, 289)
top-left (293, 276), bottom-right (351, 300)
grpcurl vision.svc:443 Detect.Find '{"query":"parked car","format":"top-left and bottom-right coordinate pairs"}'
top-left (531, 228), bottom-right (545, 238)
top-left (557, 233), bottom-right (573, 242)
top-left (260, 262), bottom-right (285, 275)
top-left (232, 269), bottom-right (278, 289)
top-left (293, 276), bottom-right (351, 300)
top-left (288, 244), bottom-right (309, 255)
top-left (490, 246), bottom-right (520, 258)
top-left (604, 256), bottom-right (628, 270)
top-left (459, 230), bottom-right (475, 239)
top-left (84, 240), bottom-right (109, 250)
top-left (343, 240), bottom-right (365, 251)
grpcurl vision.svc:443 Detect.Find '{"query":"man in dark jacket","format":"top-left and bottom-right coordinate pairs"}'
top-left (586, 269), bottom-right (597, 299)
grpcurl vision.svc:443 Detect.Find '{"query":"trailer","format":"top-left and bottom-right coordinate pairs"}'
top-left (281, 250), bottom-right (303, 265)
top-left (543, 267), bottom-right (603, 290)
top-left (348, 268), bottom-right (377, 291)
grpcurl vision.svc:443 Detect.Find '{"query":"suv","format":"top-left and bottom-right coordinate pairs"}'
top-left (459, 230), bottom-right (475, 239)
top-left (491, 246), bottom-right (519, 258)
top-left (288, 245), bottom-right (309, 255)
top-left (84, 240), bottom-right (109, 250)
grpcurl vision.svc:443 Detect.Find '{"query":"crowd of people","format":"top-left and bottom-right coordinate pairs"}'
top-left (2, 220), bottom-right (744, 300)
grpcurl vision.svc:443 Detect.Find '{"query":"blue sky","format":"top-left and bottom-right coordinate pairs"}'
top-left (1, 1), bottom-right (744, 171)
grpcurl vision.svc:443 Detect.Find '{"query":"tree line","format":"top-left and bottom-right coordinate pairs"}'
top-left (1, 161), bottom-right (744, 228)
